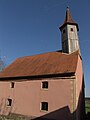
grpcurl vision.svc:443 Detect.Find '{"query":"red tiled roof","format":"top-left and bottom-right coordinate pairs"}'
top-left (0, 51), bottom-right (79, 79)
top-left (60, 7), bottom-right (79, 31)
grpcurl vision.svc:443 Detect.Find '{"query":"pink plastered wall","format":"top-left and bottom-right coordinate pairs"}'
top-left (0, 78), bottom-right (74, 119)
top-left (75, 55), bottom-right (85, 120)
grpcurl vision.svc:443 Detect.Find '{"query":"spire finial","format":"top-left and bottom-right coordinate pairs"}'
top-left (67, 6), bottom-right (69, 9)
top-left (65, 0), bottom-right (69, 8)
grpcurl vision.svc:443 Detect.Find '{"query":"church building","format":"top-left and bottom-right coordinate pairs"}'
top-left (0, 7), bottom-right (85, 120)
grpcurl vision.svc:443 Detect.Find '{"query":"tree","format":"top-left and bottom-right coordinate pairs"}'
top-left (0, 57), bottom-right (5, 72)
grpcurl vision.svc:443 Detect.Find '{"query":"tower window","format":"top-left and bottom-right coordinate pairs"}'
top-left (63, 29), bottom-right (65, 33)
top-left (7, 99), bottom-right (12, 106)
top-left (42, 81), bottom-right (48, 89)
top-left (41, 102), bottom-right (48, 111)
top-left (11, 82), bottom-right (15, 88)
top-left (71, 28), bottom-right (73, 31)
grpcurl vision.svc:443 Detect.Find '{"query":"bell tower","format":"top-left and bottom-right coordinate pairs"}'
top-left (59, 7), bottom-right (80, 54)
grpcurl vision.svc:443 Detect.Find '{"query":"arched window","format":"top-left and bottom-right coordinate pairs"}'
top-left (71, 28), bottom-right (73, 31)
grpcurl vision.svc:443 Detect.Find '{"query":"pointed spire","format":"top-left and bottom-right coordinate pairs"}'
top-left (59, 7), bottom-right (79, 31)
top-left (64, 6), bottom-right (74, 24)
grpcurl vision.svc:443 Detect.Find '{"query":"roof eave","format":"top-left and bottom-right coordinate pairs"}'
top-left (0, 72), bottom-right (75, 81)
top-left (59, 22), bottom-right (79, 31)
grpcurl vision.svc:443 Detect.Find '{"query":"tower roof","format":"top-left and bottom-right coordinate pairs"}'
top-left (64, 6), bottom-right (74, 24)
top-left (60, 7), bottom-right (79, 31)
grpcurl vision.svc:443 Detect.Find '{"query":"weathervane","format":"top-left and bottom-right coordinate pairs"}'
top-left (65, 0), bottom-right (69, 8)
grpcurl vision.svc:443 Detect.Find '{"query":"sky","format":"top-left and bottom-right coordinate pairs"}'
top-left (0, 0), bottom-right (90, 97)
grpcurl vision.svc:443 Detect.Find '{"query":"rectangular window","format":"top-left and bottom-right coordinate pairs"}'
top-left (7, 99), bottom-right (12, 106)
top-left (71, 28), bottom-right (73, 31)
top-left (41, 102), bottom-right (48, 111)
top-left (63, 29), bottom-right (65, 33)
top-left (42, 81), bottom-right (48, 89)
top-left (11, 82), bottom-right (15, 88)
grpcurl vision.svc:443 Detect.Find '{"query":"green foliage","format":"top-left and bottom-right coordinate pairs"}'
top-left (0, 115), bottom-right (27, 120)
top-left (85, 100), bottom-right (90, 113)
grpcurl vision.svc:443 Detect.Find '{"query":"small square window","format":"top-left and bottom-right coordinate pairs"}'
top-left (71, 28), bottom-right (73, 31)
top-left (11, 82), bottom-right (15, 88)
top-left (41, 102), bottom-right (48, 111)
top-left (7, 99), bottom-right (12, 106)
top-left (63, 29), bottom-right (65, 33)
top-left (42, 81), bottom-right (48, 89)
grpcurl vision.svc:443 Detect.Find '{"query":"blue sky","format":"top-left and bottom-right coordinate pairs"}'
top-left (0, 0), bottom-right (90, 97)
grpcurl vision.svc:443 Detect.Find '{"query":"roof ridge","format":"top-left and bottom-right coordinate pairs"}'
top-left (16, 51), bottom-right (63, 59)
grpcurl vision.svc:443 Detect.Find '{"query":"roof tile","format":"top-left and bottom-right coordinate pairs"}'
top-left (0, 51), bottom-right (79, 78)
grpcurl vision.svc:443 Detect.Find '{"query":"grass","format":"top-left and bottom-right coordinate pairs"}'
top-left (85, 100), bottom-right (90, 114)
top-left (0, 114), bottom-right (29, 120)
